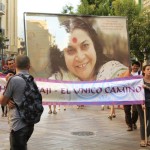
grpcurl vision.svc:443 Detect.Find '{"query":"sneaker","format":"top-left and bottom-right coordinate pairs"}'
top-left (1, 113), bottom-right (4, 117)
top-left (53, 111), bottom-right (57, 114)
top-left (101, 106), bottom-right (104, 110)
top-left (48, 111), bottom-right (52, 114)
top-left (127, 126), bottom-right (133, 131)
top-left (133, 124), bottom-right (137, 130)
top-left (112, 114), bottom-right (116, 118)
top-left (108, 115), bottom-right (112, 120)
top-left (107, 106), bottom-right (110, 109)
top-left (140, 140), bottom-right (147, 147)
top-left (77, 105), bottom-right (80, 109)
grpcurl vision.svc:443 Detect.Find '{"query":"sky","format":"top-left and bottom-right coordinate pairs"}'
top-left (18, 0), bottom-right (80, 38)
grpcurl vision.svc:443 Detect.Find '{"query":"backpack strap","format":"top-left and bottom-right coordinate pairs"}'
top-left (17, 74), bottom-right (39, 91)
top-left (3, 76), bottom-right (14, 95)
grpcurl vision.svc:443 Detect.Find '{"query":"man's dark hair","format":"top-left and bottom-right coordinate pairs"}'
top-left (6, 57), bottom-right (14, 65)
top-left (15, 55), bottom-right (30, 70)
top-left (132, 61), bottom-right (140, 67)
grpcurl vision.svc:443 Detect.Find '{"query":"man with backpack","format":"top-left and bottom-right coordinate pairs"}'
top-left (0, 55), bottom-right (43, 150)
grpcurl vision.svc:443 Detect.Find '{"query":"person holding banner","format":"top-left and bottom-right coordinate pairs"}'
top-left (123, 61), bottom-right (141, 131)
top-left (136, 64), bottom-right (150, 147)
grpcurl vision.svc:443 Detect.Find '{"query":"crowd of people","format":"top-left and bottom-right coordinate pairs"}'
top-left (0, 56), bottom-right (150, 149)
top-left (0, 17), bottom-right (149, 149)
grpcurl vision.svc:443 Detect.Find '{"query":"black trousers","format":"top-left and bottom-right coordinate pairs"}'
top-left (1, 105), bottom-right (7, 114)
top-left (124, 105), bottom-right (138, 127)
top-left (136, 105), bottom-right (150, 140)
top-left (10, 125), bottom-right (34, 150)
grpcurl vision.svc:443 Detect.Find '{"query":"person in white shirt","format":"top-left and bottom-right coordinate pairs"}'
top-left (124, 61), bottom-right (141, 131)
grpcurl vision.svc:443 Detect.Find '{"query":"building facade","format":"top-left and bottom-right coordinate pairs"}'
top-left (0, 0), bottom-right (17, 62)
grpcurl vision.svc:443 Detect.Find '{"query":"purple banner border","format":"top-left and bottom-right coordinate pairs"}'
top-left (0, 75), bottom-right (142, 84)
top-left (42, 100), bottom-right (144, 105)
top-left (36, 76), bottom-right (142, 84)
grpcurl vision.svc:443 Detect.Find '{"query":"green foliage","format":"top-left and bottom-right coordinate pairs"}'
top-left (130, 11), bottom-right (150, 62)
top-left (112, 0), bottom-right (140, 22)
top-left (77, 0), bottom-right (112, 16)
top-left (62, 5), bottom-right (75, 14)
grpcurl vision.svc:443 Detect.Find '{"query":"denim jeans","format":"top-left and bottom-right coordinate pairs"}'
top-left (10, 125), bottom-right (34, 150)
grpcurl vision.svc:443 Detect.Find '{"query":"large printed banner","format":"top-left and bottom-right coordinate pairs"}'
top-left (0, 76), bottom-right (145, 105)
top-left (24, 13), bottom-right (130, 79)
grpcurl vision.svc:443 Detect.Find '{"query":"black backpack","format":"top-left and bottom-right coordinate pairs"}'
top-left (15, 74), bottom-right (44, 124)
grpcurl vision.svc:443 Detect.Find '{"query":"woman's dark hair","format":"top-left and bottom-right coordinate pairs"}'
top-left (142, 64), bottom-right (150, 76)
top-left (61, 17), bottom-right (109, 75)
top-left (49, 45), bottom-right (66, 74)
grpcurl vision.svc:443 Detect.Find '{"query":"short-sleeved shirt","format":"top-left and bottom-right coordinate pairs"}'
top-left (4, 70), bottom-right (30, 131)
top-left (131, 71), bottom-right (142, 76)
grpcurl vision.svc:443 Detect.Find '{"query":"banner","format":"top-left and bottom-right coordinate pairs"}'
top-left (24, 13), bottom-right (130, 80)
top-left (0, 76), bottom-right (145, 105)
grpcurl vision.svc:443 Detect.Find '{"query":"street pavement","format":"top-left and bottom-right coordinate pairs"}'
top-left (0, 105), bottom-right (149, 150)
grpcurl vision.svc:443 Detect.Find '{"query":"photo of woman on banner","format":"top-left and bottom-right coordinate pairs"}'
top-left (49, 17), bottom-right (128, 81)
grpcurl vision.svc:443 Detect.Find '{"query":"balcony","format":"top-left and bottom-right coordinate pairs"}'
top-left (0, 3), bottom-right (5, 15)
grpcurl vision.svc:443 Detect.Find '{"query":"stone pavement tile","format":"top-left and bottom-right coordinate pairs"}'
top-left (0, 106), bottom-right (149, 150)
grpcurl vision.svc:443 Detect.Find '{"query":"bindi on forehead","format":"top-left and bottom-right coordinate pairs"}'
top-left (72, 37), bottom-right (77, 43)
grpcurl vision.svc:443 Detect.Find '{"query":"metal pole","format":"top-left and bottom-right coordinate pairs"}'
top-left (1, 47), bottom-right (3, 69)
top-left (144, 106), bottom-right (147, 144)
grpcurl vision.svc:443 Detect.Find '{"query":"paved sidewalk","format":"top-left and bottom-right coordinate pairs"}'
top-left (0, 106), bottom-right (149, 150)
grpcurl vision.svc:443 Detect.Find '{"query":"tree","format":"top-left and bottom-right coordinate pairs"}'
top-left (130, 11), bottom-right (150, 63)
top-left (62, 0), bottom-right (113, 16)
top-left (77, 0), bottom-right (112, 16)
top-left (62, 5), bottom-right (74, 14)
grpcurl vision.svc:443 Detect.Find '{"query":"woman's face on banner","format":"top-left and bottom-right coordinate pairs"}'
top-left (64, 29), bottom-right (96, 81)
